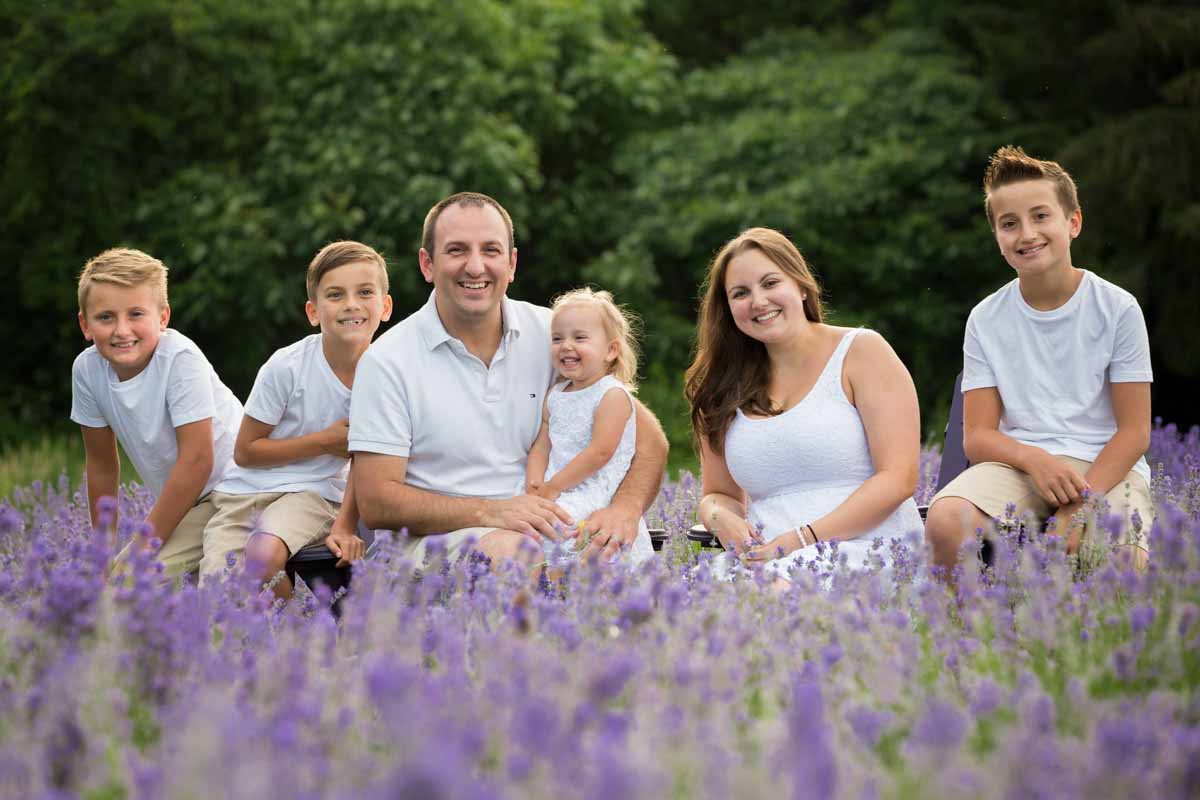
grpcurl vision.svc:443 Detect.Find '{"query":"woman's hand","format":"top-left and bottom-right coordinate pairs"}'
top-left (742, 530), bottom-right (803, 563)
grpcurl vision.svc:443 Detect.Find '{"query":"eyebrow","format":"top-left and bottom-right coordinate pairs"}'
top-left (442, 239), bottom-right (504, 250)
top-left (726, 271), bottom-right (783, 289)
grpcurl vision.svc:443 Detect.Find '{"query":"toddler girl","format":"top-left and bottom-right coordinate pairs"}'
top-left (525, 288), bottom-right (654, 565)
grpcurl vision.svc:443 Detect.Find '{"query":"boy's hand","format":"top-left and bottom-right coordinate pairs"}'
top-left (318, 418), bottom-right (351, 459)
top-left (1052, 500), bottom-right (1088, 553)
top-left (325, 522), bottom-right (365, 568)
top-left (1023, 448), bottom-right (1090, 506)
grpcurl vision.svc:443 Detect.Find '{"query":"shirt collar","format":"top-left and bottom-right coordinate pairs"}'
top-left (417, 291), bottom-right (522, 351)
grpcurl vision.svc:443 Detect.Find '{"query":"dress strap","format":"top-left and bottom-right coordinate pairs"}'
top-left (820, 328), bottom-right (866, 400)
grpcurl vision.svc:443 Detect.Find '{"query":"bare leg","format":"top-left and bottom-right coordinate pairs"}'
top-left (924, 496), bottom-right (990, 579)
top-left (246, 532), bottom-right (293, 600)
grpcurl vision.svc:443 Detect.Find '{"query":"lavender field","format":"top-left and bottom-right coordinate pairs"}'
top-left (1, 422), bottom-right (1198, 798)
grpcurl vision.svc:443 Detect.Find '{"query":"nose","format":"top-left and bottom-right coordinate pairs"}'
top-left (115, 315), bottom-right (132, 336)
top-left (464, 249), bottom-right (486, 277)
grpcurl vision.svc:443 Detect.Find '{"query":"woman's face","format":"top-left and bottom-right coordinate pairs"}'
top-left (723, 248), bottom-right (808, 345)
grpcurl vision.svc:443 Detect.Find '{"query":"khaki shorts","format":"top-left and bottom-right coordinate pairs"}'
top-left (111, 495), bottom-right (217, 580)
top-left (202, 490), bottom-right (339, 579)
top-left (932, 456), bottom-right (1154, 550)
top-left (398, 526), bottom-right (493, 564)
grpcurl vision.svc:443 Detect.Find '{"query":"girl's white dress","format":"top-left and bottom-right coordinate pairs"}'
top-left (540, 375), bottom-right (654, 565)
top-left (720, 329), bottom-right (922, 576)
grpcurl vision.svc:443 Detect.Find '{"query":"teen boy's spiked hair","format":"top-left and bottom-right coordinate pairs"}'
top-left (983, 145), bottom-right (1080, 228)
top-left (306, 241), bottom-right (389, 301)
top-left (77, 248), bottom-right (169, 314)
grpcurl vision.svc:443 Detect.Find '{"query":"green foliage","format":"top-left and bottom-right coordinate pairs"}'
top-left (590, 28), bottom-right (1012, 456)
top-left (2, 0), bottom-right (1194, 462)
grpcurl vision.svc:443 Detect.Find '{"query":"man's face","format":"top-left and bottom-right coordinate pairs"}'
top-left (419, 203), bottom-right (516, 328)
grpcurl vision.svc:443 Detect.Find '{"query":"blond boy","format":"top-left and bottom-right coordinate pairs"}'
top-left (72, 248), bottom-right (244, 577)
top-left (926, 146), bottom-right (1154, 572)
top-left (204, 241), bottom-right (392, 597)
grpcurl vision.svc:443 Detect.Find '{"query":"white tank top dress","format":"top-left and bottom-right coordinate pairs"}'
top-left (721, 329), bottom-right (922, 576)
top-left (540, 375), bottom-right (653, 565)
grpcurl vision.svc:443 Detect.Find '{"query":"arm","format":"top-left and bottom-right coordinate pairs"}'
top-left (539, 388), bottom-right (632, 499)
top-left (325, 461), bottom-right (365, 566)
top-left (696, 434), bottom-right (756, 552)
top-left (524, 396), bottom-right (552, 494)
top-left (81, 424), bottom-right (120, 531)
top-left (581, 398), bottom-right (670, 558)
top-left (354, 452), bottom-right (572, 541)
top-left (233, 414), bottom-right (349, 468)
top-left (143, 419), bottom-right (215, 545)
top-left (1055, 381), bottom-right (1151, 550)
top-left (962, 387), bottom-right (1089, 506)
top-left (744, 333), bottom-right (919, 561)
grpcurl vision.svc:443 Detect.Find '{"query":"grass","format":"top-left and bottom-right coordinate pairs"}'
top-left (0, 431), bottom-right (141, 503)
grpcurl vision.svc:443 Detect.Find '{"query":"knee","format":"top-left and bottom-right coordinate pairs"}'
top-left (477, 530), bottom-right (541, 567)
top-left (924, 498), bottom-right (977, 551)
top-left (246, 533), bottom-right (289, 576)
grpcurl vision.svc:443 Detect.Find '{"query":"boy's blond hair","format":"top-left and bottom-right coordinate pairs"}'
top-left (306, 241), bottom-right (389, 301)
top-left (551, 287), bottom-right (640, 388)
top-left (983, 145), bottom-right (1080, 227)
top-left (77, 248), bottom-right (169, 314)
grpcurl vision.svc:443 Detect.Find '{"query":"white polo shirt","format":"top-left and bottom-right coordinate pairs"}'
top-left (348, 292), bottom-right (554, 500)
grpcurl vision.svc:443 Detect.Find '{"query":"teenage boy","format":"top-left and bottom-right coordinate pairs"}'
top-left (205, 241), bottom-right (392, 597)
top-left (925, 146), bottom-right (1154, 573)
top-left (348, 192), bottom-right (668, 566)
top-left (72, 248), bottom-right (244, 578)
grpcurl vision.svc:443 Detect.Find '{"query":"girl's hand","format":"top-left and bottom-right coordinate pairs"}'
top-left (742, 530), bottom-right (803, 563)
top-left (534, 483), bottom-right (561, 502)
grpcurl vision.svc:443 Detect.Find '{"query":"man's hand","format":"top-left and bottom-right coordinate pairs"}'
top-left (318, 418), bottom-right (351, 459)
top-left (479, 495), bottom-right (573, 543)
top-left (580, 501), bottom-right (640, 561)
top-left (742, 530), bottom-right (802, 564)
top-left (325, 521), bottom-right (365, 567)
top-left (1023, 448), bottom-right (1090, 506)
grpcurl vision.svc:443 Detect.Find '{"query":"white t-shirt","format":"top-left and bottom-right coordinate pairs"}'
top-left (349, 292), bottom-right (554, 501)
top-left (962, 270), bottom-right (1153, 483)
top-left (70, 329), bottom-right (243, 496)
top-left (214, 333), bottom-right (351, 503)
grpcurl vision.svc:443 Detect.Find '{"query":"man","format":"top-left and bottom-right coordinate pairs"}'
top-left (349, 192), bottom-right (668, 565)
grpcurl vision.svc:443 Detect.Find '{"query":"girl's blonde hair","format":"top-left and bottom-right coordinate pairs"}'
top-left (550, 287), bottom-right (640, 388)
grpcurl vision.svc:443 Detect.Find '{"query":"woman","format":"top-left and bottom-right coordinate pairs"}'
top-left (684, 227), bottom-right (922, 577)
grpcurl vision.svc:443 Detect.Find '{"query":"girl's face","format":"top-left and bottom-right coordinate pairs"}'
top-left (551, 303), bottom-right (618, 388)
top-left (723, 248), bottom-right (809, 345)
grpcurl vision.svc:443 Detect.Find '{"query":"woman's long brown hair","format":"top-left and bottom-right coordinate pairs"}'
top-left (684, 228), bottom-right (824, 456)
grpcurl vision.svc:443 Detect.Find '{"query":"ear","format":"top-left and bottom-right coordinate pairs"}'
top-left (381, 294), bottom-right (394, 321)
top-left (1068, 207), bottom-right (1083, 239)
top-left (606, 338), bottom-right (619, 363)
top-left (159, 303), bottom-right (171, 331)
top-left (78, 311), bottom-right (93, 342)
top-left (305, 299), bottom-right (320, 327)
top-left (507, 247), bottom-right (518, 283)
top-left (418, 248), bottom-right (435, 284)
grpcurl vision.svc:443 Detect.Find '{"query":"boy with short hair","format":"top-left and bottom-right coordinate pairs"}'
top-left (72, 248), bottom-right (244, 577)
top-left (204, 241), bottom-right (392, 597)
top-left (926, 145), bottom-right (1154, 572)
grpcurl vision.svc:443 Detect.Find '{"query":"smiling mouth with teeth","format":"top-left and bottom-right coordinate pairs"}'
top-left (338, 319), bottom-right (366, 326)
top-left (460, 281), bottom-right (489, 290)
top-left (1018, 244), bottom-right (1046, 256)
top-left (754, 310), bottom-right (781, 323)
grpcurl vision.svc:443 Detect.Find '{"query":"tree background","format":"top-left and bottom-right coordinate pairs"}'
top-left (3, 0), bottom-right (1196, 473)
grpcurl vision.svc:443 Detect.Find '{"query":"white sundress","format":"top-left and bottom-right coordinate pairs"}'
top-left (540, 375), bottom-right (654, 565)
top-left (719, 329), bottom-right (923, 577)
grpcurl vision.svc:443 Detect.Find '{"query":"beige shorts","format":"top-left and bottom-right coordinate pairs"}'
top-left (111, 494), bottom-right (217, 580)
top-left (202, 490), bottom-right (339, 578)
top-left (932, 456), bottom-right (1154, 549)
top-left (398, 526), bottom-right (505, 564)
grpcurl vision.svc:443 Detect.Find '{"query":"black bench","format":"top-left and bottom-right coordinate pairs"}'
top-left (283, 524), bottom-right (375, 613)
